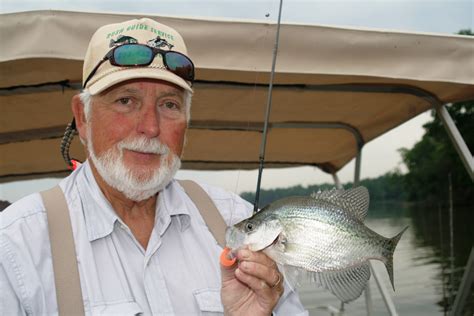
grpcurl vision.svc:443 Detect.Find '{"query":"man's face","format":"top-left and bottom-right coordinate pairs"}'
top-left (85, 79), bottom-right (187, 200)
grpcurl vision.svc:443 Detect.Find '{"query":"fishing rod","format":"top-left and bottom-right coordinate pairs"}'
top-left (253, 0), bottom-right (284, 214)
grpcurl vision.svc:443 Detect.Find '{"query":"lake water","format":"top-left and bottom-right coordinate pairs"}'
top-left (297, 203), bottom-right (473, 315)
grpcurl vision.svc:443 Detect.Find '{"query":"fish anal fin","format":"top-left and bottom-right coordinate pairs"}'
top-left (310, 262), bottom-right (371, 303)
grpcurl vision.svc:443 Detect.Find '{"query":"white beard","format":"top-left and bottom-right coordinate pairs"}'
top-left (87, 127), bottom-right (181, 201)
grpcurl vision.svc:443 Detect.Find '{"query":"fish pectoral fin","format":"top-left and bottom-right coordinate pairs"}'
top-left (278, 264), bottom-right (304, 292)
top-left (311, 262), bottom-right (371, 303)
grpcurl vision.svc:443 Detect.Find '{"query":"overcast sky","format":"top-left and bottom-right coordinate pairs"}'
top-left (0, 0), bottom-right (472, 202)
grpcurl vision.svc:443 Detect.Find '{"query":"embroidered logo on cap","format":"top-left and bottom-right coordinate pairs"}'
top-left (147, 36), bottom-right (174, 50)
top-left (109, 35), bottom-right (139, 47)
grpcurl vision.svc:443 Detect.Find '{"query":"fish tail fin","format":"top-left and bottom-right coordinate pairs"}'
top-left (382, 226), bottom-right (408, 291)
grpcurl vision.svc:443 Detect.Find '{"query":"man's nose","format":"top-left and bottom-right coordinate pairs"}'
top-left (137, 103), bottom-right (160, 138)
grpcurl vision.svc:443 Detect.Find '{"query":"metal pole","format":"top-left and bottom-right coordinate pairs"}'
top-left (448, 173), bottom-right (455, 308)
top-left (438, 204), bottom-right (448, 316)
top-left (450, 247), bottom-right (474, 316)
top-left (253, 0), bottom-right (284, 213)
top-left (364, 282), bottom-right (373, 316)
top-left (371, 265), bottom-right (399, 316)
top-left (353, 143), bottom-right (374, 315)
top-left (354, 143), bottom-right (399, 315)
top-left (354, 146), bottom-right (363, 186)
top-left (436, 104), bottom-right (474, 181)
top-left (332, 172), bottom-right (342, 189)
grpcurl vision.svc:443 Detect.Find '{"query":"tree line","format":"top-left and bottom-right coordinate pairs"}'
top-left (240, 170), bottom-right (409, 209)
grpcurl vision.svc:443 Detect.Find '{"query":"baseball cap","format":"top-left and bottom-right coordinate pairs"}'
top-left (83, 17), bottom-right (193, 95)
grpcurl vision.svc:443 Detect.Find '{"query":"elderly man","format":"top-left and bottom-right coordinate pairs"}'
top-left (0, 18), bottom-right (308, 315)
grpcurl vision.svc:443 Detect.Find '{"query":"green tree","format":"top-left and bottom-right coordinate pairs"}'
top-left (240, 174), bottom-right (407, 209)
top-left (399, 29), bottom-right (473, 206)
top-left (458, 29), bottom-right (473, 35)
top-left (399, 101), bottom-right (473, 206)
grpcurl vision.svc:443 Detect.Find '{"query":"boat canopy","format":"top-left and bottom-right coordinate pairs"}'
top-left (1, 10), bottom-right (473, 182)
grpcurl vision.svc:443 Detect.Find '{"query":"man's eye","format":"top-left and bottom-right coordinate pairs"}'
top-left (162, 101), bottom-right (180, 110)
top-left (117, 98), bottom-right (132, 105)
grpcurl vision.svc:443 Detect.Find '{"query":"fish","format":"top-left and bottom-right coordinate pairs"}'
top-left (146, 36), bottom-right (174, 49)
top-left (109, 35), bottom-right (138, 48)
top-left (225, 186), bottom-right (408, 303)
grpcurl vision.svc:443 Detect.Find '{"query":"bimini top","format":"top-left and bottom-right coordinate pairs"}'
top-left (0, 10), bottom-right (473, 182)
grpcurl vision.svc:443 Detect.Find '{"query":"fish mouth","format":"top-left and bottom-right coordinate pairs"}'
top-left (225, 223), bottom-right (283, 252)
top-left (262, 233), bottom-right (280, 251)
top-left (225, 227), bottom-right (245, 250)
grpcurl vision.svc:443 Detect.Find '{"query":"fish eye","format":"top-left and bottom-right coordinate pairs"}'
top-left (245, 222), bottom-right (254, 232)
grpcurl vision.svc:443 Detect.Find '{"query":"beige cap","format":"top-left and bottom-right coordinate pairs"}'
top-left (83, 18), bottom-right (193, 95)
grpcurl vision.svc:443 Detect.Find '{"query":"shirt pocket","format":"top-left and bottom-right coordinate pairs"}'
top-left (193, 288), bottom-right (224, 315)
top-left (91, 301), bottom-right (143, 316)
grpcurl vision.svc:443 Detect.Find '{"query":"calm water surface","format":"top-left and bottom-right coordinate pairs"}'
top-left (297, 203), bottom-right (473, 315)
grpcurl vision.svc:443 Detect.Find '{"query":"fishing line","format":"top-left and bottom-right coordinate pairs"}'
top-left (227, 169), bottom-right (243, 229)
top-left (228, 1), bottom-right (279, 227)
top-left (253, 0), bottom-right (284, 214)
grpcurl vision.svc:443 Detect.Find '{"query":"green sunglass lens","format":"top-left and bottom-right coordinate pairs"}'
top-left (114, 45), bottom-right (153, 65)
top-left (165, 52), bottom-right (194, 81)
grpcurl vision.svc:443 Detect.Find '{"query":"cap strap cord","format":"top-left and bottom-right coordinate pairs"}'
top-left (61, 119), bottom-right (76, 167)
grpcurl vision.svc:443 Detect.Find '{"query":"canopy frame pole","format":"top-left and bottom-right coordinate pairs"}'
top-left (436, 104), bottom-right (474, 181)
top-left (331, 172), bottom-right (342, 189)
top-left (253, 0), bottom-right (284, 213)
top-left (450, 247), bottom-right (474, 315)
top-left (352, 144), bottom-right (399, 316)
top-left (353, 143), bottom-right (400, 316)
top-left (371, 265), bottom-right (399, 315)
top-left (354, 145), bottom-right (363, 186)
top-left (364, 282), bottom-right (373, 316)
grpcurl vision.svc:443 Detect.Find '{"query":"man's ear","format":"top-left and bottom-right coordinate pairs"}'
top-left (71, 94), bottom-right (88, 142)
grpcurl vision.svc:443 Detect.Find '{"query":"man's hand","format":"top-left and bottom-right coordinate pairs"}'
top-left (221, 248), bottom-right (284, 316)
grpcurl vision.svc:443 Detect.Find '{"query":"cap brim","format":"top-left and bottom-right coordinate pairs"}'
top-left (87, 67), bottom-right (193, 95)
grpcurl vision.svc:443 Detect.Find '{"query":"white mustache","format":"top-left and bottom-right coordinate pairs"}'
top-left (117, 137), bottom-right (170, 155)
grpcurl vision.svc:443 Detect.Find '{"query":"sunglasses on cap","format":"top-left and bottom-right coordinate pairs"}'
top-left (83, 43), bottom-right (195, 89)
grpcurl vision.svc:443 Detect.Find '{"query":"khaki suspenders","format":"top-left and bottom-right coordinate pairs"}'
top-left (178, 180), bottom-right (227, 248)
top-left (40, 180), bottom-right (226, 314)
top-left (41, 186), bottom-right (85, 316)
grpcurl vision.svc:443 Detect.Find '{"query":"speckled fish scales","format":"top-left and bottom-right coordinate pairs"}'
top-left (225, 187), bottom-right (407, 303)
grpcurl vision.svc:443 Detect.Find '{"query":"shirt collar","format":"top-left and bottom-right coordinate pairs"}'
top-left (76, 161), bottom-right (119, 242)
top-left (158, 180), bottom-right (191, 234)
top-left (76, 161), bottom-right (191, 241)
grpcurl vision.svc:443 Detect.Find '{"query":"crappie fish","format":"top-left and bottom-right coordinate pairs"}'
top-left (226, 186), bottom-right (407, 303)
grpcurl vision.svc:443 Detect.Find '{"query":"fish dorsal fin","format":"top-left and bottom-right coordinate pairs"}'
top-left (311, 186), bottom-right (369, 221)
top-left (311, 262), bottom-right (371, 303)
top-left (340, 186), bottom-right (370, 221)
top-left (310, 188), bottom-right (343, 200)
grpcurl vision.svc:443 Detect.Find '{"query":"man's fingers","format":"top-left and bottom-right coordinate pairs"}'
top-left (235, 268), bottom-right (276, 295)
top-left (239, 261), bottom-right (283, 290)
top-left (237, 249), bottom-right (277, 268)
